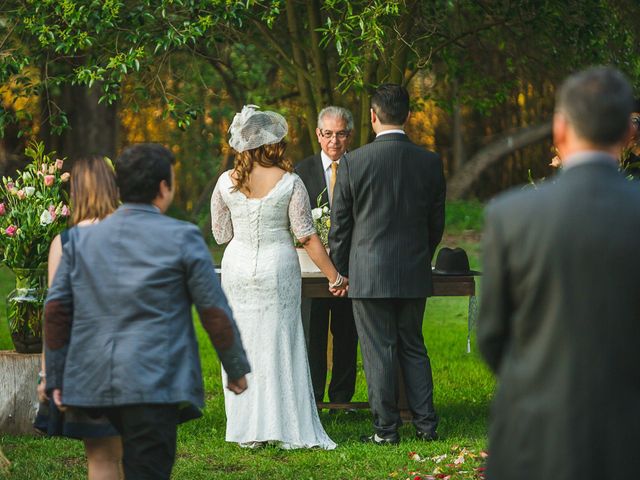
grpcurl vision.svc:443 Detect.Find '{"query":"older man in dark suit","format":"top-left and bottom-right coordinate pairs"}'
top-left (478, 67), bottom-right (640, 479)
top-left (296, 106), bottom-right (358, 406)
top-left (45, 144), bottom-right (250, 479)
top-left (329, 84), bottom-right (446, 444)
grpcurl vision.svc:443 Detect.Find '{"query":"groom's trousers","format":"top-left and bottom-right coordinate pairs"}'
top-left (352, 298), bottom-right (438, 437)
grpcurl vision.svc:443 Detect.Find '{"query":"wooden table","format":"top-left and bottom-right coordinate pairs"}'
top-left (302, 272), bottom-right (478, 352)
top-left (302, 272), bottom-right (479, 414)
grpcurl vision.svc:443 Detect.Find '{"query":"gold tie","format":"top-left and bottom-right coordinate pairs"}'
top-left (330, 161), bottom-right (339, 202)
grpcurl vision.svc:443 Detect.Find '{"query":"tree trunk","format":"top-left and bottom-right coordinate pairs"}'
top-left (388, 0), bottom-right (418, 85)
top-left (452, 80), bottom-right (465, 173)
top-left (447, 122), bottom-right (552, 199)
top-left (0, 351), bottom-right (40, 435)
top-left (308, 0), bottom-right (333, 106)
top-left (358, 60), bottom-right (378, 147)
top-left (40, 82), bottom-right (119, 164)
top-left (285, 0), bottom-right (318, 152)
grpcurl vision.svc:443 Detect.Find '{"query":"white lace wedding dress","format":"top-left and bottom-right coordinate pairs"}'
top-left (210, 171), bottom-right (336, 450)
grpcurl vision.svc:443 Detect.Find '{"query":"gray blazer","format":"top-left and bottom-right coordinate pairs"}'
top-left (45, 204), bottom-right (250, 421)
top-left (328, 133), bottom-right (446, 298)
top-left (478, 154), bottom-right (640, 479)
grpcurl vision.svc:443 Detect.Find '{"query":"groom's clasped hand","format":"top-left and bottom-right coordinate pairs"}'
top-left (329, 275), bottom-right (349, 297)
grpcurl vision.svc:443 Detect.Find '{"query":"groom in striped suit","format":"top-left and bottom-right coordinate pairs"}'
top-left (329, 84), bottom-right (446, 444)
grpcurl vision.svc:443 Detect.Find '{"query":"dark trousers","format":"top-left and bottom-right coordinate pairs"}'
top-left (352, 298), bottom-right (438, 437)
top-left (307, 297), bottom-right (358, 402)
top-left (103, 404), bottom-right (180, 480)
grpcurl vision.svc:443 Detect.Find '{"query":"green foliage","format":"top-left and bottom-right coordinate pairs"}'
top-left (0, 0), bottom-right (253, 136)
top-left (444, 200), bottom-right (484, 235)
top-left (0, 142), bottom-right (70, 270)
top-left (319, 0), bottom-right (403, 91)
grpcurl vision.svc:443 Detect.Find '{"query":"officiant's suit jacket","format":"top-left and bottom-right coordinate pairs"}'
top-left (45, 203), bottom-right (250, 421)
top-left (295, 154), bottom-right (330, 212)
top-left (329, 133), bottom-right (446, 298)
top-left (478, 153), bottom-right (640, 480)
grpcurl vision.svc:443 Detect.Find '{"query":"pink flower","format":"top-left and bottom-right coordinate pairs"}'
top-left (41, 164), bottom-right (47, 173)
top-left (60, 172), bottom-right (70, 182)
top-left (6, 181), bottom-right (14, 190)
top-left (48, 205), bottom-right (57, 221)
top-left (17, 189), bottom-right (26, 200)
top-left (44, 175), bottom-right (55, 187)
top-left (0, 203), bottom-right (5, 215)
top-left (55, 159), bottom-right (64, 170)
top-left (61, 204), bottom-right (70, 217)
top-left (5, 225), bottom-right (17, 237)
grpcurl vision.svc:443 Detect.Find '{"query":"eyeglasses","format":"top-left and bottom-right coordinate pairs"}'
top-left (318, 129), bottom-right (350, 140)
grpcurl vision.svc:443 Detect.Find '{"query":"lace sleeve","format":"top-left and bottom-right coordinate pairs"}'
top-left (289, 175), bottom-right (316, 240)
top-left (210, 178), bottom-right (233, 244)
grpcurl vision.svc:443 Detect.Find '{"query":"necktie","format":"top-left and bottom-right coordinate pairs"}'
top-left (330, 161), bottom-right (339, 203)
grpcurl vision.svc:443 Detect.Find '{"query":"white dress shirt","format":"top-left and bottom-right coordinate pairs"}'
top-left (376, 129), bottom-right (406, 137)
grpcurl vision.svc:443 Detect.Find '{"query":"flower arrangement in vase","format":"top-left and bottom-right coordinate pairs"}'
top-left (0, 141), bottom-right (70, 352)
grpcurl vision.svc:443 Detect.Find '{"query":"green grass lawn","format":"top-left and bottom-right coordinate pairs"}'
top-left (0, 201), bottom-right (493, 479)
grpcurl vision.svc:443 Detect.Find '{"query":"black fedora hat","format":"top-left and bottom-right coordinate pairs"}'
top-left (432, 247), bottom-right (481, 276)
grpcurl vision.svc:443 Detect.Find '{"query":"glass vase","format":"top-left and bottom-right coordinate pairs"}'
top-left (6, 268), bottom-right (47, 353)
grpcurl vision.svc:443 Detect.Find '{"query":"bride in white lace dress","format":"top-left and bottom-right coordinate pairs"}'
top-left (210, 106), bottom-right (346, 450)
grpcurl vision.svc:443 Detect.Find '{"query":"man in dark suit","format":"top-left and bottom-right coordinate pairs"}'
top-left (45, 144), bottom-right (250, 479)
top-left (329, 84), bottom-right (446, 444)
top-left (478, 66), bottom-right (640, 479)
top-left (296, 106), bottom-right (358, 405)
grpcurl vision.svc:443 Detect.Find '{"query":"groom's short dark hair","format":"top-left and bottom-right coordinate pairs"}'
top-left (371, 84), bottom-right (410, 126)
top-left (556, 66), bottom-right (633, 146)
top-left (116, 143), bottom-right (175, 203)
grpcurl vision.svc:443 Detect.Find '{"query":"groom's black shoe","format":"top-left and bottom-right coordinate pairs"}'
top-left (360, 432), bottom-right (400, 445)
top-left (416, 430), bottom-right (438, 441)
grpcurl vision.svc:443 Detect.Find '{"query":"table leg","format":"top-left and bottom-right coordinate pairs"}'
top-left (467, 295), bottom-right (478, 353)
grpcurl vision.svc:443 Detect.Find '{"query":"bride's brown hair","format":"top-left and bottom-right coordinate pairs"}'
top-left (231, 140), bottom-right (292, 193)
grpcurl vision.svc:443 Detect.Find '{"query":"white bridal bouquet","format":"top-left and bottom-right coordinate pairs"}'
top-left (311, 189), bottom-right (330, 246)
top-left (293, 188), bottom-right (330, 248)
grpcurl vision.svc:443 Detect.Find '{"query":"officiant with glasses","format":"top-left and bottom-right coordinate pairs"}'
top-left (295, 106), bottom-right (358, 407)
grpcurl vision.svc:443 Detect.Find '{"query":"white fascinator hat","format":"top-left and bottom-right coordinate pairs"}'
top-left (228, 105), bottom-right (288, 153)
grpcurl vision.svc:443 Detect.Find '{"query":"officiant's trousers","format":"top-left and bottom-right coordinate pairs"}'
top-left (352, 298), bottom-right (438, 437)
top-left (307, 297), bottom-right (358, 402)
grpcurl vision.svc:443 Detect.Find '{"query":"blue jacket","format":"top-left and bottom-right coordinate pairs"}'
top-left (45, 203), bottom-right (250, 421)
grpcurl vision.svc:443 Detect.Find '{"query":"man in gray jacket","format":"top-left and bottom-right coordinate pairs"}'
top-left (45, 143), bottom-right (250, 479)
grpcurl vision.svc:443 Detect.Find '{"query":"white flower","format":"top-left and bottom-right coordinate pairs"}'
top-left (40, 209), bottom-right (53, 225)
top-left (24, 186), bottom-right (35, 197)
top-left (322, 206), bottom-right (329, 214)
top-left (311, 207), bottom-right (323, 221)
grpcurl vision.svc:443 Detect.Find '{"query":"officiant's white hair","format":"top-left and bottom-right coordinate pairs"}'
top-left (317, 106), bottom-right (353, 131)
